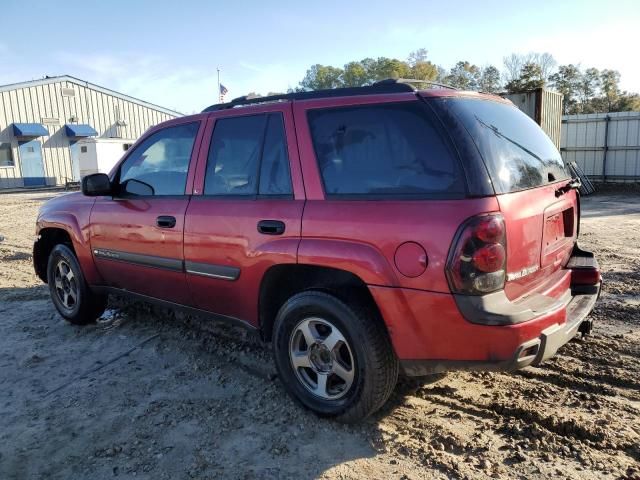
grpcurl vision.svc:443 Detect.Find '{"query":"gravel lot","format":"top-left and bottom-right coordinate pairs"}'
top-left (1, 191), bottom-right (639, 480)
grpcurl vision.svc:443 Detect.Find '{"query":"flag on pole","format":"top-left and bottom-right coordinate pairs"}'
top-left (219, 83), bottom-right (228, 102)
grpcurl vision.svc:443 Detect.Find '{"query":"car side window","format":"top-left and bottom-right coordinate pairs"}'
top-left (259, 115), bottom-right (292, 195)
top-left (308, 102), bottom-right (465, 197)
top-left (204, 113), bottom-right (292, 196)
top-left (118, 122), bottom-right (199, 196)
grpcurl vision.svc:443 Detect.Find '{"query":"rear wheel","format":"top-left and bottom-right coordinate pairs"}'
top-left (47, 244), bottom-right (107, 325)
top-left (273, 291), bottom-right (398, 423)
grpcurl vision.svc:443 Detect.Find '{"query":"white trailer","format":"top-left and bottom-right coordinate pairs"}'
top-left (75, 138), bottom-right (135, 178)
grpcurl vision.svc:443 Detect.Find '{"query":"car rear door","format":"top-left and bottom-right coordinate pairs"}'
top-left (183, 103), bottom-right (304, 326)
top-left (89, 118), bottom-right (205, 305)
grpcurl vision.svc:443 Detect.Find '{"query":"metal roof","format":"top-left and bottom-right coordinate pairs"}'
top-left (0, 75), bottom-right (182, 117)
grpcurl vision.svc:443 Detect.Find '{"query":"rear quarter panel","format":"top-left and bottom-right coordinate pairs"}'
top-left (299, 199), bottom-right (499, 291)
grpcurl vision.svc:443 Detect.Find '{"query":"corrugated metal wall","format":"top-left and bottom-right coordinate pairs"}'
top-left (0, 78), bottom-right (179, 188)
top-left (503, 88), bottom-right (563, 148)
top-left (540, 90), bottom-right (563, 149)
top-left (561, 112), bottom-right (640, 181)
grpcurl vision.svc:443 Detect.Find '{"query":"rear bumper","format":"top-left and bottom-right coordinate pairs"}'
top-left (369, 245), bottom-right (601, 376)
top-left (399, 285), bottom-right (599, 376)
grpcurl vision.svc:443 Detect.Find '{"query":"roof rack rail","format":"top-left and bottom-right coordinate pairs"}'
top-left (202, 82), bottom-right (416, 113)
top-left (374, 78), bottom-right (458, 90)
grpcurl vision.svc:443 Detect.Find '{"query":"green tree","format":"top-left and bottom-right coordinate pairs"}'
top-left (410, 61), bottom-right (438, 82)
top-left (479, 66), bottom-right (502, 93)
top-left (578, 68), bottom-right (601, 113)
top-left (407, 47), bottom-right (438, 82)
top-left (600, 69), bottom-right (621, 112)
top-left (370, 57), bottom-right (411, 81)
top-left (615, 93), bottom-right (640, 111)
top-left (505, 62), bottom-right (545, 93)
top-left (550, 64), bottom-right (581, 113)
top-left (293, 50), bottom-right (638, 112)
top-left (435, 65), bottom-right (448, 83)
top-left (445, 61), bottom-right (481, 90)
top-left (300, 64), bottom-right (344, 90)
top-left (342, 61), bottom-right (370, 87)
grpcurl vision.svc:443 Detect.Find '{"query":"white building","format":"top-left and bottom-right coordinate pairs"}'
top-left (0, 75), bottom-right (181, 189)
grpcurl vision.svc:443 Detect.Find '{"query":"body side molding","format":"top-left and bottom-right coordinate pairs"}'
top-left (93, 248), bottom-right (240, 281)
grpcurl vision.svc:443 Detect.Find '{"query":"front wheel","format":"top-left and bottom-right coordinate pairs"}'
top-left (273, 291), bottom-right (398, 423)
top-left (47, 244), bottom-right (107, 325)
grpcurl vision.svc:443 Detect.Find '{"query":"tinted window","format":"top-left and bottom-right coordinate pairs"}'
top-left (0, 143), bottom-right (14, 167)
top-left (204, 113), bottom-right (292, 196)
top-left (119, 122), bottom-right (199, 196)
top-left (307, 102), bottom-right (464, 197)
top-left (259, 115), bottom-right (292, 195)
top-left (439, 98), bottom-right (569, 193)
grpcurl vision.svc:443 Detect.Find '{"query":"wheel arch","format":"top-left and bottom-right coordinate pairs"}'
top-left (34, 214), bottom-right (101, 285)
top-left (258, 263), bottom-right (386, 342)
top-left (33, 227), bottom-right (76, 283)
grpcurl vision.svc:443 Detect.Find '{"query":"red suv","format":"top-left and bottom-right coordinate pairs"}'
top-left (34, 80), bottom-right (601, 422)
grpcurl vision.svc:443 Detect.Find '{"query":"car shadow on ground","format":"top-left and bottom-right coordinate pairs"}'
top-left (2, 285), bottom-right (640, 479)
top-left (1, 287), bottom-right (410, 479)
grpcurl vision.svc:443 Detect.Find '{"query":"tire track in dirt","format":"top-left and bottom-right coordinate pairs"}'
top-left (402, 375), bottom-right (640, 475)
top-left (3, 191), bottom-right (640, 480)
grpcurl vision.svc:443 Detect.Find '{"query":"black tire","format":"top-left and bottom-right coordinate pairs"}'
top-left (273, 290), bottom-right (398, 423)
top-left (46, 244), bottom-right (107, 325)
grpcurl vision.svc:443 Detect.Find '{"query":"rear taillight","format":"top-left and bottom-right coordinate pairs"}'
top-left (446, 213), bottom-right (507, 295)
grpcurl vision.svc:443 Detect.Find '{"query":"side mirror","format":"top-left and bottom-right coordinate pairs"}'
top-left (81, 173), bottom-right (112, 196)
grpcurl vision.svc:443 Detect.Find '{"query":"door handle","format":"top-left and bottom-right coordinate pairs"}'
top-left (257, 220), bottom-right (285, 235)
top-left (156, 215), bottom-right (177, 228)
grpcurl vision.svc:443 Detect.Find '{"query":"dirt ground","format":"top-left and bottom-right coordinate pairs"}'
top-left (0, 191), bottom-right (638, 480)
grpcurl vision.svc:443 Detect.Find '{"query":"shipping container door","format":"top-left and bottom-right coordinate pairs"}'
top-left (19, 140), bottom-right (46, 187)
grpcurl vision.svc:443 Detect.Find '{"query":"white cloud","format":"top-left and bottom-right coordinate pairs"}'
top-left (53, 51), bottom-right (219, 114)
top-left (52, 51), bottom-right (307, 114)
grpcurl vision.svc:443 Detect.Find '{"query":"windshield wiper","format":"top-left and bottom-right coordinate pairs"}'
top-left (474, 115), bottom-right (543, 163)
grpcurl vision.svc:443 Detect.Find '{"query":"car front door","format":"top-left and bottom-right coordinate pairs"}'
top-left (89, 118), bottom-right (205, 305)
top-left (183, 104), bottom-right (305, 326)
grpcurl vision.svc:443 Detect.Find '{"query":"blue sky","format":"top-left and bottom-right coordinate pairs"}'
top-left (1, 0), bottom-right (638, 113)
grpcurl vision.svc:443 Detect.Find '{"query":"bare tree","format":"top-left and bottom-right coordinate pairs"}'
top-left (407, 48), bottom-right (429, 67)
top-left (530, 52), bottom-right (557, 80)
top-left (503, 53), bottom-right (525, 83)
top-left (503, 52), bottom-right (557, 84)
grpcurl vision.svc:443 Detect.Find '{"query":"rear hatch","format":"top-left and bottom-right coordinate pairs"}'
top-left (430, 95), bottom-right (577, 301)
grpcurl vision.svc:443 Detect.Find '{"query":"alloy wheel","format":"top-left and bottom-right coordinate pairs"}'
top-left (53, 259), bottom-right (78, 310)
top-left (289, 317), bottom-right (355, 400)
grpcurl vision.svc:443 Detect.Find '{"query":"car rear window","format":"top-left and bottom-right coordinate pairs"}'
top-left (307, 102), bottom-right (465, 198)
top-left (436, 97), bottom-right (569, 193)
